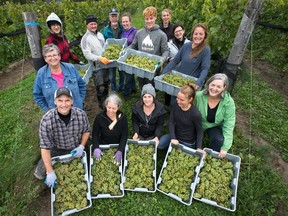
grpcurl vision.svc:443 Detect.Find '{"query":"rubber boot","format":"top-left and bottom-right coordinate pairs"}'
top-left (97, 94), bottom-right (103, 109)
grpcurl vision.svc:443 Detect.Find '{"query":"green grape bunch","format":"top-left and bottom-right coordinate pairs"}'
top-left (124, 54), bottom-right (158, 72)
top-left (91, 148), bottom-right (122, 196)
top-left (193, 154), bottom-right (234, 209)
top-left (162, 73), bottom-right (196, 89)
top-left (124, 144), bottom-right (155, 190)
top-left (53, 158), bottom-right (88, 215)
top-left (102, 44), bottom-right (122, 60)
top-left (158, 147), bottom-right (200, 202)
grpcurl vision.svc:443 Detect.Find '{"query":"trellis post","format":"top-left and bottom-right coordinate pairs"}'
top-left (22, 12), bottom-right (46, 71)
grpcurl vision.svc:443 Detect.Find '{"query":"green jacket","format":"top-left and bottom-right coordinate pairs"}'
top-left (195, 90), bottom-right (236, 151)
top-left (102, 22), bottom-right (123, 40)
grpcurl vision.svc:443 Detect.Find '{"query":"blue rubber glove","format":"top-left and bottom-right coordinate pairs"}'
top-left (113, 151), bottom-right (122, 166)
top-left (44, 171), bottom-right (57, 188)
top-left (94, 148), bottom-right (102, 160)
top-left (71, 145), bottom-right (84, 158)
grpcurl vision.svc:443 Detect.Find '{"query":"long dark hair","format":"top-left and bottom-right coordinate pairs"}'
top-left (189, 23), bottom-right (208, 59)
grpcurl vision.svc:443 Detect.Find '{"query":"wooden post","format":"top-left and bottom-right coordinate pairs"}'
top-left (224, 0), bottom-right (265, 92)
top-left (22, 12), bottom-right (46, 71)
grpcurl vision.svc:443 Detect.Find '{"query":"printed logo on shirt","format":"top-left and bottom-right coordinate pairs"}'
top-left (141, 35), bottom-right (154, 52)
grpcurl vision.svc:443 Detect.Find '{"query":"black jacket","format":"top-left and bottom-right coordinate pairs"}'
top-left (92, 110), bottom-right (128, 152)
top-left (132, 99), bottom-right (165, 139)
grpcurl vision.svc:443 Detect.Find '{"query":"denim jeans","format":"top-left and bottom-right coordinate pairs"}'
top-left (109, 67), bottom-right (124, 92)
top-left (206, 125), bottom-right (224, 152)
top-left (123, 73), bottom-right (136, 96)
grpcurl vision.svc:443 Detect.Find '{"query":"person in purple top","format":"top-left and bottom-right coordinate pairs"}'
top-left (121, 12), bottom-right (138, 99)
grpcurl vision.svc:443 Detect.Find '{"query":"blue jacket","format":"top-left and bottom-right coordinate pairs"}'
top-left (33, 62), bottom-right (86, 112)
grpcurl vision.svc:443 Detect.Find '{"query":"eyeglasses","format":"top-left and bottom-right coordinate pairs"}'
top-left (45, 54), bottom-right (59, 59)
top-left (174, 29), bottom-right (184, 34)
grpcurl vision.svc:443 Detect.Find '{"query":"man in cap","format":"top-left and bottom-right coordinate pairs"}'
top-left (103, 8), bottom-right (124, 93)
top-left (34, 87), bottom-right (90, 187)
top-left (81, 14), bottom-right (110, 109)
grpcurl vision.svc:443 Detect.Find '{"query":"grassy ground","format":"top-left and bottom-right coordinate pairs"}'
top-left (1, 6), bottom-right (288, 216)
top-left (1, 69), bottom-right (287, 215)
top-left (233, 66), bottom-right (288, 160)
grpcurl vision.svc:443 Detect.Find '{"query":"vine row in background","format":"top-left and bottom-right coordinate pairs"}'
top-left (0, 0), bottom-right (138, 71)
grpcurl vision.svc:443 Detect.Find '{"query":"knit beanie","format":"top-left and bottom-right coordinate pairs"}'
top-left (86, 15), bottom-right (97, 25)
top-left (141, 84), bottom-right (156, 98)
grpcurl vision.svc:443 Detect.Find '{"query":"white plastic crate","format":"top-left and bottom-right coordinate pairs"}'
top-left (154, 70), bottom-right (198, 96)
top-left (123, 139), bottom-right (157, 192)
top-left (89, 144), bottom-right (124, 199)
top-left (193, 148), bottom-right (241, 212)
top-left (117, 49), bottom-right (162, 80)
top-left (156, 143), bottom-right (204, 205)
top-left (99, 38), bottom-right (127, 69)
top-left (82, 63), bottom-right (93, 85)
top-left (51, 151), bottom-right (92, 216)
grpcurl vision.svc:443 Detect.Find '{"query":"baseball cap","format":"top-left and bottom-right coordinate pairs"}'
top-left (109, 8), bottom-right (119, 15)
top-left (54, 87), bottom-right (72, 99)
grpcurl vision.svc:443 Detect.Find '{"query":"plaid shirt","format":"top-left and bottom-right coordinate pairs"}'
top-left (39, 107), bottom-right (90, 150)
top-left (46, 33), bottom-right (80, 63)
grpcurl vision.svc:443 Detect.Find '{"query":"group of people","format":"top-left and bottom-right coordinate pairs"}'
top-left (33, 6), bottom-right (236, 188)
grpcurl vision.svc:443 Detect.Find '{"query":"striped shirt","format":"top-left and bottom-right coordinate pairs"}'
top-left (39, 107), bottom-right (90, 150)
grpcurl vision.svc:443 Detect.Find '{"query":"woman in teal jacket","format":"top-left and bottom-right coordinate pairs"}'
top-left (195, 73), bottom-right (235, 158)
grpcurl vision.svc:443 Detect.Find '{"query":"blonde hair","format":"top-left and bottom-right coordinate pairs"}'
top-left (161, 8), bottom-right (172, 16)
top-left (179, 84), bottom-right (196, 104)
top-left (190, 23), bottom-right (209, 58)
top-left (143, 6), bottom-right (157, 18)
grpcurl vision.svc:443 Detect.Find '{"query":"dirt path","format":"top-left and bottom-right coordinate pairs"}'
top-left (236, 112), bottom-right (288, 181)
top-left (243, 56), bottom-right (288, 101)
top-left (0, 57), bottom-right (34, 90)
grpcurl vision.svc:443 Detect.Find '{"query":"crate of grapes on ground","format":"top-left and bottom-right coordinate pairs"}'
top-left (100, 38), bottom-right (127, 68)
top-left (89, 144), bottom-right (124, 199)
top-left (117, 49), bottom-right (162, 80)
top-left (154, 70), bottom-right (198, 96)
top-left (156, 143), bottom-right (204, 206)
top-left (123, 139), bottom-right (157, 192)
top-left (51, 151), bottom-right (92, 216)
top-left (193, 148), bottom-right (241, 212)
